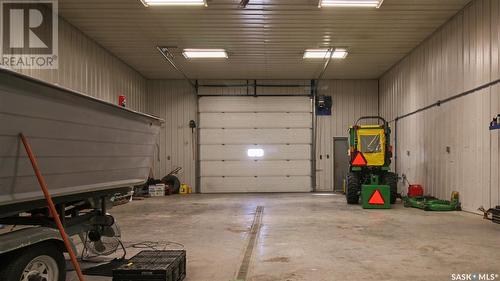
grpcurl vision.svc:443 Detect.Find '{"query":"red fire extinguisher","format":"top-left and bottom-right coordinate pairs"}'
top-left (118, 95), bottom-right (126, 107)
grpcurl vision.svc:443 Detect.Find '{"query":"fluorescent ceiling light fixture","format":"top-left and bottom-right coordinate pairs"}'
top-left (303, 48), bottom-right (348, 59)
top-left (182, 49), bottom-right (228, 59)
top-left (331, 48), bottom-right (348, 59)
top-left (319, 0), bottom-right (384, 8)
top-left (247, 148), bottom-right (264, 158)
top-left (141, 0), bottom-right (207, 7)
top-left (303, 49), bottom-right (331, 59)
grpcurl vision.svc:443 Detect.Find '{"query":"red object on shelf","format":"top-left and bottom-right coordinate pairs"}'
top-left (118, 95), bottom-right (126, 107)
top-left (408, 184), bottom-right (424, 197)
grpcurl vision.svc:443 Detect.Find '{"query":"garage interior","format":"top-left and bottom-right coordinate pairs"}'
top-left (1, 0), bottom-right (500, 280)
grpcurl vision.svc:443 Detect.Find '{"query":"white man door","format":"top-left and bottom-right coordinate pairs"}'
top-left (199, 96), bottom-right (312, 193)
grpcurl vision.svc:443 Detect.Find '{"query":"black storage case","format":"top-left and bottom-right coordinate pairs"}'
top-left (113, 250), bottom-right (186, 281)
top-left (491, 206), bottom-right (500, 224)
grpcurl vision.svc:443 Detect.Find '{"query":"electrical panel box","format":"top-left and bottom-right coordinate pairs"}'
top-left (316, 95), bottom-right (332, 116)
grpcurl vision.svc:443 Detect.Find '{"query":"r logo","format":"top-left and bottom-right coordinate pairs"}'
top-left (2, 2), bottom-right (53, 54)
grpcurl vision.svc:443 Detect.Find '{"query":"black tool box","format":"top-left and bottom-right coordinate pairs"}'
top-left (113, 250), bottom-right (186, 281)
top-left (491, 206), bottom-right (500, 224)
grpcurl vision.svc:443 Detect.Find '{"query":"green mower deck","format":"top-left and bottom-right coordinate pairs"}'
top-left (403, 193), bottom-right (461, 211)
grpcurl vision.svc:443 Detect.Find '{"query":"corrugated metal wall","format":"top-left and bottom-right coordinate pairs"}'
top-left (379, 0), bottom-right (500, 212)
top-left (146, 80), bottom-right (198, 187)
top-left (148, 79), bottom-right (378, 191)
top-left (316, 80), bottom-right (379, 191)
top-left (1, 17), bottom-right (146, 112)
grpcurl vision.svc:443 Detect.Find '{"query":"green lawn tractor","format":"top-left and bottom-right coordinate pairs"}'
top-left (346, 116), bottom-right (398, 205)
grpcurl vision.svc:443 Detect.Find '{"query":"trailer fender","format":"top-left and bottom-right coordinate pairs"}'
top-left (0, 227), bottom-right (77, 256)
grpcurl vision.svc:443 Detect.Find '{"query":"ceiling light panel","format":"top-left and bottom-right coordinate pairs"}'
top-left (331, 48), bottom-right (348, 59)
top-left (182, 49), bottom-right (228, 59)
top-left (319, 0), bottom-right (384, 8)
top-left (141, 0), bottom-right (207, 7)
top-left (303, 48), bottom-right (348, 59)
top-left (303, 49), bottom-right (331, 59)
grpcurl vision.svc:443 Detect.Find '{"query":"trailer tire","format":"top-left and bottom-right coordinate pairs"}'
top-left (0, 241), bottom-right (66, 281)
top-left (346, 173), bottom-right (361, 204)
top-left (384, 172), bottom-right (398, 204)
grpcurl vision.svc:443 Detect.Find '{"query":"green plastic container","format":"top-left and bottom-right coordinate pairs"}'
top-left (361, 184), bottom-right (391, 209)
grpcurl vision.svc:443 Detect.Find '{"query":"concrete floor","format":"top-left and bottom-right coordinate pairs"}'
top-left (69, 193), bottom-right (500, 281)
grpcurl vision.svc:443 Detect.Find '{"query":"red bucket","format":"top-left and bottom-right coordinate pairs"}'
top-left (408, 184), bottom-right (424, 197)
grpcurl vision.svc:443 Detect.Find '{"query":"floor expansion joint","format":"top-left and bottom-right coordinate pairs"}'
top-left (235, 205), bottom-right (264, 281)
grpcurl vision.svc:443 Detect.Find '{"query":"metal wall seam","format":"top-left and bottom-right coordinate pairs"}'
top-left (492, 0), bottom-right (500, 206)
top-left (197, 80), bottom-right (311, 96)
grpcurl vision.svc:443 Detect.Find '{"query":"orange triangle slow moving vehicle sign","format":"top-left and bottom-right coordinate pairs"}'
top-left (352, 151), bottom-right (367, 166)
top-left (368, 190), bottom-right (385, 205)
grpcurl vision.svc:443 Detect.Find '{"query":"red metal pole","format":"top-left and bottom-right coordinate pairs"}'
top-left (19, 133), bottom-right (86, 281)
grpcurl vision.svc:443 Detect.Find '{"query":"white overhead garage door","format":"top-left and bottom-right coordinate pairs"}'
top-left (199, 96), bottom-right (312, 193)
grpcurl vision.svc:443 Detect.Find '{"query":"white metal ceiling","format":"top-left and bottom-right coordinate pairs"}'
top-left (58, 0), bottom-right (470, 79)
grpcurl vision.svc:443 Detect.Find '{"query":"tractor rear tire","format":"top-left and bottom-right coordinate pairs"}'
top-left (346, 173), bottom-right (361, 204)
top-left (384, 172), bottom-right (398, 204)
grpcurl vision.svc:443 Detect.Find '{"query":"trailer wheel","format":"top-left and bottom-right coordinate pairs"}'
top-left (384, 172), bottom-right (398, 204)
top-left (0, 241), bottom-right (66, 281)
top-left (346, 173), bottom-right (361, 204)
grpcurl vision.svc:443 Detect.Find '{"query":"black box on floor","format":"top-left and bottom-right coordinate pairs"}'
top-left (492, 206), bottom-right (500, 224)
top-left (113, 250), bottom-right (186, 281)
